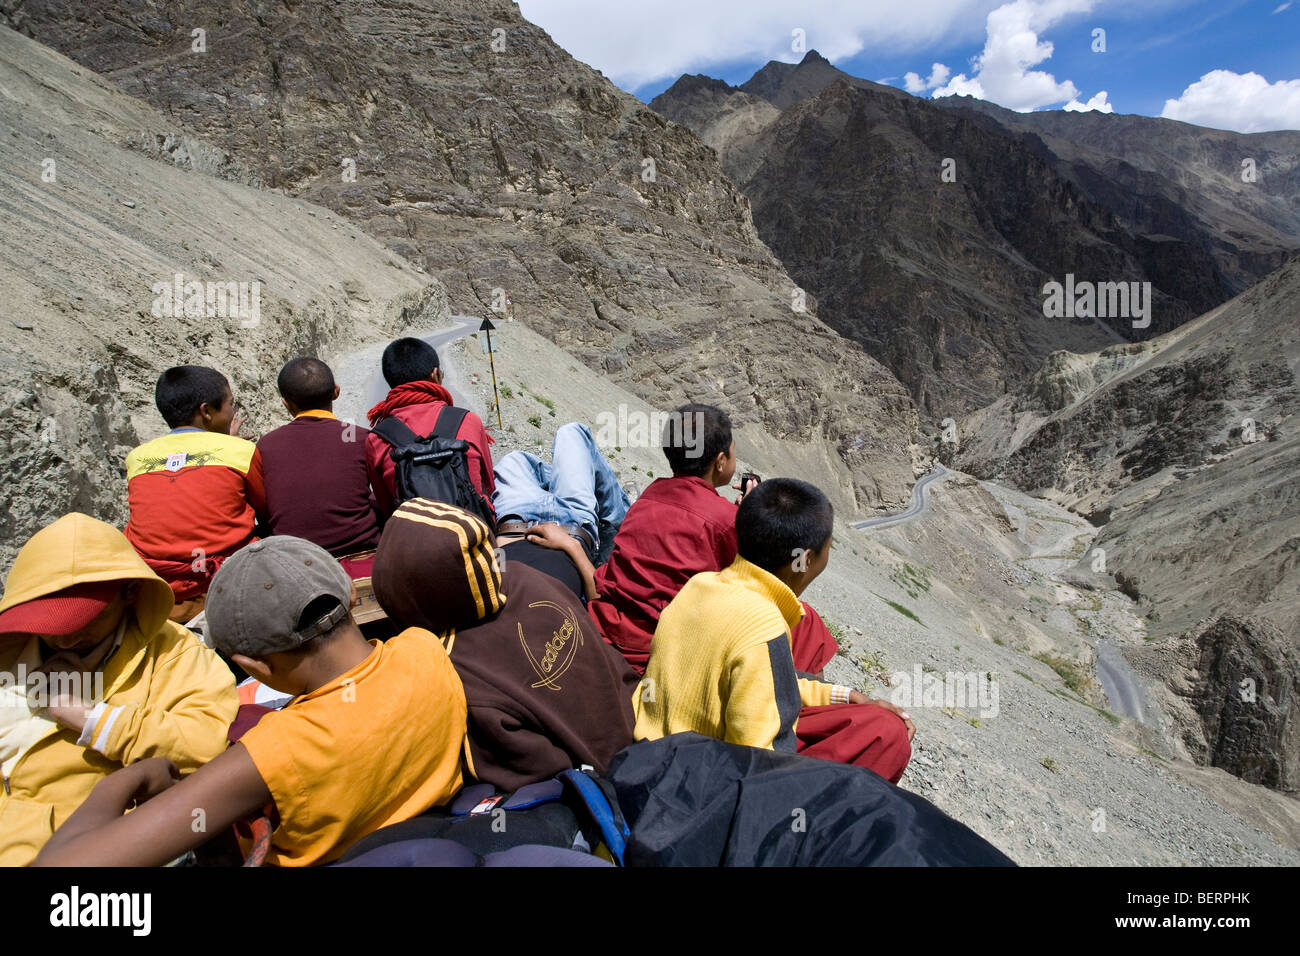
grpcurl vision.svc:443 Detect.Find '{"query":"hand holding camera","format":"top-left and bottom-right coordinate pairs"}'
top-left (734, 471), bottom-right (761, 504)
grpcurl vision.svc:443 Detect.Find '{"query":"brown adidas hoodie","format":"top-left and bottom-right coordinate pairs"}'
top-left (372, 498), bottom-right (637, 791)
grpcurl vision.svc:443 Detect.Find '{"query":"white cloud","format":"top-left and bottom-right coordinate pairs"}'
top-left (516, 0), bottom-right (1001, 91)
top-left (1273, 2), bottom-right (1292, 13)
top-left (904, 62), bottom-right (952, 92)
top-left (928, 0), bottom-right (1110, 112)
top-left (1064, 90), bottom-right (1113, 112)
top-left (1161, 70), bottom-right (1300, 132)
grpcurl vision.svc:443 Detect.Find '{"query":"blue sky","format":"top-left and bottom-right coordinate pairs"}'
top-left (517, 0), bottom-right (1300, 132)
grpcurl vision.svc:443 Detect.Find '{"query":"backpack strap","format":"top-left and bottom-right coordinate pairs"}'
top-left (432, 405), bottom-right (470, 441)
top-left (371, 416), bottom-right (420, 448)
top-left (373, 407), bottom-right (470, 445)
top-left (559, 769), bottom-right (629, 866)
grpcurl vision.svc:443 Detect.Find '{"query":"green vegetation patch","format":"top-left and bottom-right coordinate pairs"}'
top-left (1034, 653), bottom-right (1091, 696)
top-left (871, 591), bottom-right (926, 628)
top-left (889, 561), bottom-right (932, 599)
top-left (854, 649), bottom-right (892, 685)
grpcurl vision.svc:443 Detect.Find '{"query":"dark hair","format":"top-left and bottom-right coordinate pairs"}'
top-left (381, 337), bottom-right (440, 388)
top-left (662, 403), bottom-right (731, 477)
top-left (277, 357), bottom-right (335, 411)
top-left (736, 478), bottom-right (833, 574)
top-left (285, 595), bottom-right (351, 654)
top-left (154, 366), bottom-right (230, 429)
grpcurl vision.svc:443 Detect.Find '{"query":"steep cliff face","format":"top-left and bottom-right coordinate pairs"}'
top-left (5, 1), bottom-right (921, 513)
top-left (1187, 616), bottom-right (1298, 793)
top-left (652, 52), bottom-right (1300, 417)
top-left (736, 79), bottom-right (1168, 417)
top-left (958, 260), bottom-right (1300, 641)
top-left (934, 99), bottom-right (1300, 298)
top-left (1128, 615), bottom-right (1299, 793)
top-left (0, 26), bottom-right (447, 570)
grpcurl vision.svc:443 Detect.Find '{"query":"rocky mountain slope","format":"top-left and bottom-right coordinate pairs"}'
top-left (932, 98), bottom-right (1300, 297)
top-left (4, 2), bottom-right (923, 515)
top-left (0, 26), bottom-right (447, 569)
top-left (957, 260), bottom-right (1299, 638)
top-left (956, 259), bottom-right (1300, 791)
top-left (651, 52), bottom-right (1300, 416)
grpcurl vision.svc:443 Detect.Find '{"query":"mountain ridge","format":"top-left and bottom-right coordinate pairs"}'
top-left (651, 50), bottom-right (1300, 416)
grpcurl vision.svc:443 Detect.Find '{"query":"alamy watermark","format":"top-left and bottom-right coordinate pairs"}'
top-left (890, 665), bottom-right (999, 718)
top-left (50, 886), bottom-right (150, 936)
top-left (593, 404), bottom-right (705, 458)
top-left (151, 273), bottom-right (261, 328)
top-left (1042, 274), bottom-right (1150, 329)
top-left (1, 665), bottom-right (103, 709)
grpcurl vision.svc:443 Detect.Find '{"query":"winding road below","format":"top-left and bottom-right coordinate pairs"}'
top-left (1095, 641), bottom-right (1147, 724)
top-left (850, 464), bottom-right (951, 530)
top-left (851, 463), bottom-right (1149, 724)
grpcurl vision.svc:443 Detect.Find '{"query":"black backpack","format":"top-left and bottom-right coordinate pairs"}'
top-left (371, 407), bottom-right (495, 524)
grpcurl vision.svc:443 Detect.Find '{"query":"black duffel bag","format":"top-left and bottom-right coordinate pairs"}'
top-left (607, 732), bottom-right (1015, 867)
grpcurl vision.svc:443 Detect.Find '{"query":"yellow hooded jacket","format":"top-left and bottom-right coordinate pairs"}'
top-left (0, 513), bottom-right (238, 866)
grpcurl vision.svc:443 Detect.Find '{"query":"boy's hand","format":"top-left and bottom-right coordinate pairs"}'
top-left (850, 691), bottom-right (916, 741)
top-left (45, 700), bottom-right (91, 732)
top-left (731, 475), bottom-right (760, 505)
top-left (33, 744), bottom-right (271, 867)
top-left (121, 758), bottom-right (182, 807)
top-left (229, 412), bottom-right (248, 438)
top-left (36, 634), bottom-right (118, 730)
top-left (523, 523), bottom-right (574, 552)
top-left (526, 523), bottom-right (599, 601)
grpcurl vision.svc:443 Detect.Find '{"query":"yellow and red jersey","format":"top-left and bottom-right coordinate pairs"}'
top-left (124, 428), bottom-right (263, 595)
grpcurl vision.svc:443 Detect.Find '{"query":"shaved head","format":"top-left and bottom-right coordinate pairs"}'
top-left (277, 357), bottom-right (335, 411)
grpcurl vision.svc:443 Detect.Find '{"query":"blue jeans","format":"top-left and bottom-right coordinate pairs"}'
top-left (492, 423), bottom-right (630, 564)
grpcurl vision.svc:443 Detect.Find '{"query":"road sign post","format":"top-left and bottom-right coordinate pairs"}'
top-left (480, 317), bottom-right (503, 430)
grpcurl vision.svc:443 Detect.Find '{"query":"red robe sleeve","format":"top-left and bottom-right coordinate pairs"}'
top-left (365, 430), bottom-right (397, 520)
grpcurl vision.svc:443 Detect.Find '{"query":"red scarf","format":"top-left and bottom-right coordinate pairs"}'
top-left (367, 380), bottom-right (456, 427)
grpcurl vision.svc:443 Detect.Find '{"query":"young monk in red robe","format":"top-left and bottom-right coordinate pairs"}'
top-left (589, 404), bottom-right (838, 676)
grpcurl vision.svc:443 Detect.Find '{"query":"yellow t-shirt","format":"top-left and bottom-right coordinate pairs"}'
top-left (634, 557), bottom-right (846, 750)
top-left (239, 628), bottom-right (467, 866)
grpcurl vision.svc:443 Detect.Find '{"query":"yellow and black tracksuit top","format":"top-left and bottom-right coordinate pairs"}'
top-left (633, 556), bottom-right (850, 751)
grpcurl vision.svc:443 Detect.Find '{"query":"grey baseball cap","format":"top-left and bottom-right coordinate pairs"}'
top-left (207, 537), bottom-right (352, 658)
